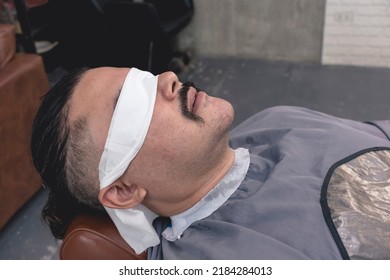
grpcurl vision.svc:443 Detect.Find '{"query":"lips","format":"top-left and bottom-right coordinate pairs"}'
top-left (192, 91), bottom-right (205, 114)
top-left (187, 87), bottom-right (197, 113)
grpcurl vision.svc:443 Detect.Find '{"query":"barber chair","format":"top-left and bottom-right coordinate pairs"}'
top-left (0, 23), bottom-right (49, 230)
top-left (40, 0), bottom-right (193, 73)
top-left (25, 0), bottom-right (193, 73)
top-left (60, 212), bottom-right (147, 260)
top-left (53, 0), bottom-right (109, 70)
top-left (103, 0), bottom-right (194, 73)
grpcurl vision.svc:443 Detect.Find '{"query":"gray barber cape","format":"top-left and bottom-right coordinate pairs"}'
top-left (148, 106), bottom-right (390, 259)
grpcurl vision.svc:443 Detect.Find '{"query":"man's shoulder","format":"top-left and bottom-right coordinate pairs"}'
top-left (249, 105), bottom-right (330, 120)
top-left (232, 106), bottom-right (329, 131)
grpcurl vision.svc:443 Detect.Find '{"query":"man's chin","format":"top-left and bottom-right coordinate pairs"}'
top-left (224, 99), bottom-right (235, 123)
top-left (218, 99), bottom-right (235, 134)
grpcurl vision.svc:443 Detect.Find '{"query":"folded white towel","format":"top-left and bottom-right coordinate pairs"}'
top-left (98, 68), bottom-right (160, 254)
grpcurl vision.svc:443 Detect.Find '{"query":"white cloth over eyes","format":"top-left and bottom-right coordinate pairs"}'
top-left (98, 68), bottom-right (160, 254)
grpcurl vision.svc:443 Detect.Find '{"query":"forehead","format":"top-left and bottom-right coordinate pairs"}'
top-left (69, 67), bottom-right (130, 148)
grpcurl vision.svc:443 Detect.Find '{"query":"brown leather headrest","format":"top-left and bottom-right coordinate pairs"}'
top-left (0, 24), bottom-right (16, 68)
top-left (60, 213), bottom-right (147, 260)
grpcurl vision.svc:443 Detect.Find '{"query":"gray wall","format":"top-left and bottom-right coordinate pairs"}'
top-left (178, 0), bottom-right (326, 63)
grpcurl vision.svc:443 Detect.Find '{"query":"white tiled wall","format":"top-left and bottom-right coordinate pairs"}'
top-left (322, 0), bottom-right (390, 68)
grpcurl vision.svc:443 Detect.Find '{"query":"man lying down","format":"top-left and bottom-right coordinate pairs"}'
top-left (31, 67), bottom-right (390, 260)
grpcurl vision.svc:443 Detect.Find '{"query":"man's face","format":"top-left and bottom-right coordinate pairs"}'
top-left (69, 67), bottom-right (234, 198)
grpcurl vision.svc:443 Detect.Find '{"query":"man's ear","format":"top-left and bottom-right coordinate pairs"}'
top-left (98, 181), bottom-right (147, 209)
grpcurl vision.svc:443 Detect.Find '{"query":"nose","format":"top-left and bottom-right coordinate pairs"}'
top-left (157, 71), bottom-right (179, 101)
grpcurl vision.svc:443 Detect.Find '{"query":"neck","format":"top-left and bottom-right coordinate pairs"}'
top-left (145, 147), bottom-right (235, 217)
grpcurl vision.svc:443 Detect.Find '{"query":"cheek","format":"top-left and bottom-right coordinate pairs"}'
top-left (144, 111), bottom-right (180, 154)
top-left (149, 100), bottom-right (188, 143)
top-left (146, 114), bottom-right (202, 169)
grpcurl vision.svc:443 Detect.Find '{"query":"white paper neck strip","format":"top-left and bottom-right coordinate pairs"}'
top-left (98, 68), bottom-right (160, 254)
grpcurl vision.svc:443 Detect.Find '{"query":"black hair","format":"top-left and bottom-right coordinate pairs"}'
top-left (31, 67), bottom-right (103, 239)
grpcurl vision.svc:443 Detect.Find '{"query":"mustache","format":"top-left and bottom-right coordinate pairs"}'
top-left (179, 81), bottom-right (204, 123)
top-left (179, 81), bottom-right (199, 95)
